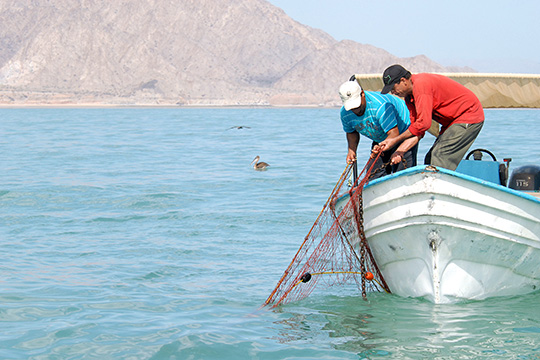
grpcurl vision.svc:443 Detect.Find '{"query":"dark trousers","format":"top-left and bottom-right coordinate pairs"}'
top-left (424, 122), bottom-right (483, 171)
top-left (367, 141), bottom-right (418, 180)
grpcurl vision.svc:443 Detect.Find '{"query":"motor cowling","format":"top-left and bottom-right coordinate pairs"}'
top-left (508, 165), bottom-right (540, 191)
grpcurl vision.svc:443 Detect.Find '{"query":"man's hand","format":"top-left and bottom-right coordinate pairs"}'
top-left (346, 149), bottom-right (357, 164)
top-left (375, 137), bottom-right (397, 154)
top-left (390, 151), bottom-right (404, 165)
top-left (371, 143), bottom-right (383, 155)
top-left (345, 132), bottom-right (359, 164)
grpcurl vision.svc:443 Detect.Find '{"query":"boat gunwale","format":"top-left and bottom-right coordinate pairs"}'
top-left (360, 165), bottom-right (540, 204)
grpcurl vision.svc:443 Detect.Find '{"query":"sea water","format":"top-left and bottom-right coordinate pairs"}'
top-left (0, 107), bottom-right (539, 359)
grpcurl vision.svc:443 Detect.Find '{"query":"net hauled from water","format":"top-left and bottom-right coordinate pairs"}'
top-left (264, 158), bottom-right (391, 308)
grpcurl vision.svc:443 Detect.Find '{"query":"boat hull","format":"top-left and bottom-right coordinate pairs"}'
top-left (339, 165), bottom-right (540, 303)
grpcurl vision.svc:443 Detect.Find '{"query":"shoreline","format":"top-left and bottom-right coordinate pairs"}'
top-left (0, 103), bottom-right (341, 109)
top-left (0, 104), bottom-right (538, 110)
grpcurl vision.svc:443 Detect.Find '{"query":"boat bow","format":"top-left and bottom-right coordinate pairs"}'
top-left (349, 165), bottom-right (540, 303)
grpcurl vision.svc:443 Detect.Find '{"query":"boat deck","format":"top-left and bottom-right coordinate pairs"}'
top-left (526, 192), bottom-right (540, 200)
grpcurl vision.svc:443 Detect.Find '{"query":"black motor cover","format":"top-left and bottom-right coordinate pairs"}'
top-left (508, 165), bottom-right (540, 191)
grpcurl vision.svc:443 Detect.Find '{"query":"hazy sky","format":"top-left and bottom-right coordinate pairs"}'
top-left (266, 0), bottom-right (540, 74)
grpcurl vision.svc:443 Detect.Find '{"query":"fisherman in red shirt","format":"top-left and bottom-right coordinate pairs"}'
top-left (374, 64), bottom-right (484, 171)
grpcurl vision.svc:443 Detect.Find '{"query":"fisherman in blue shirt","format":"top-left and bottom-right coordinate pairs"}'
top-left (339, 77), bottom-right (418, 179)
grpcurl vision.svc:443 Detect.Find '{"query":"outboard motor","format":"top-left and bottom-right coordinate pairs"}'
top-left (509, 165), bottom-right (540, 191)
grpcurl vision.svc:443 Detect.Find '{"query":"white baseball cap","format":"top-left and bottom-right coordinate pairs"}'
top-left (339, 81), bottom-right (362, 111)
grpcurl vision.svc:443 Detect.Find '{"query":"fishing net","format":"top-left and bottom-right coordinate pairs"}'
top-left (263, 157), bottom-right (391, 308)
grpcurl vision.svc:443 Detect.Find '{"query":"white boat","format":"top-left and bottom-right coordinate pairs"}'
top-left (337, 151), bottom-right (540, 304)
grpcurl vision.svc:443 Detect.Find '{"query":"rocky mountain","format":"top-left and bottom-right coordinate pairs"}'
top-left (0, 0), bottom-right (469, 106)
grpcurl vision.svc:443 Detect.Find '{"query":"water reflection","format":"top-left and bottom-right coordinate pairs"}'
top-left (271, 291), bottom-right (540, 359)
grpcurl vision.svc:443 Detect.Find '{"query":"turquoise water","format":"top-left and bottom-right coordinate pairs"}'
top-left (1, 108), bottom-right (539, 359)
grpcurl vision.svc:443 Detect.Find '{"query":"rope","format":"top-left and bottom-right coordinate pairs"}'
top-left (287, 271), bottom-right (388, 293)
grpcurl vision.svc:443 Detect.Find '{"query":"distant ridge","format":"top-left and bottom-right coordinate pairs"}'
top-left (0, 0), bottom-right (470, 107)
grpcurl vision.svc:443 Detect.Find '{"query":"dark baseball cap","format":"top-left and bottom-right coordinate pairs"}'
top-left (381, 64), bottom-right (411, 94)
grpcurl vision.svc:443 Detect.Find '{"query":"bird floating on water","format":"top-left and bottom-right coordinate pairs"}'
top-left (251, 156), bottom-right (269, 171)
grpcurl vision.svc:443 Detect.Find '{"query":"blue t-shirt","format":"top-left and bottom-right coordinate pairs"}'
top-left (340, 91), bottom-right (410, 143)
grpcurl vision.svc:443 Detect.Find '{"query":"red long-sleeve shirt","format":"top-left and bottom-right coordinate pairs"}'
top-left (406, 74), bottom-right (484, 137)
